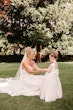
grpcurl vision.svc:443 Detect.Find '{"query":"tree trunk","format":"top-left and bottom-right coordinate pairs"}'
top-left (36, 44), bottom-right (42, 62)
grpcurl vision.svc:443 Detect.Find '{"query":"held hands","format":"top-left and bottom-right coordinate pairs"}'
top-left (42, 64), bottom-right (53, 73)
top-left (40, 68), bottom-right (51, 73)
top-left (33, 68), bottom-right (50, 74)
top-left (43, 69), bottom-right (50, 73)
top-left (38, 68), bottom-right (49, 73)
top-left (45, 69), bottom-right (50, 73)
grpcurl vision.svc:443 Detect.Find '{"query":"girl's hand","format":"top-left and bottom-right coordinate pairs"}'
top-left (38, 68), bottom-right (48, 73)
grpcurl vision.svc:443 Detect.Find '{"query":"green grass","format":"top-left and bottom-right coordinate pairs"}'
top-left (0, 62), bottom-right (73, 110)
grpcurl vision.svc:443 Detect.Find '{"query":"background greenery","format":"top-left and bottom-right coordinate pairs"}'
top-left (0, 0), bottom-right (73, 56)
top-left (0, 62), bottom-right (73, 110)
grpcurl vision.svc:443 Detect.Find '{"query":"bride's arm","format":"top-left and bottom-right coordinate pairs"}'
top-left (22, 61), bottom-right (44, 74)
top-left (31, 61), bottom-right (53, 73)
top-left (31, 61), bottom-right (48, 73)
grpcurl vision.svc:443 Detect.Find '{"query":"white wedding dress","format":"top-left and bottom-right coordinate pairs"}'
top-left (40, 63), bottom-right (62, 102)
top-left (0, 54), bottom-right (44, 96)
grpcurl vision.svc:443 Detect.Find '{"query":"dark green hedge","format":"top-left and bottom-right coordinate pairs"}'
top-left (0, 55), bottom-right (73, 63)
top-left (0, 55), bottom-right (23, 63)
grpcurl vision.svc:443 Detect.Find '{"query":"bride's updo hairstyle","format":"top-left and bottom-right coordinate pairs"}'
top-left (25, 47), bottom-right (32, 55)
top-left (50, 51), bottom-right (58, 60)
top-left (25, 47), bottom-right (35, 57)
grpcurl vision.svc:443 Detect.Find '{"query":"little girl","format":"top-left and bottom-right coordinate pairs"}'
top-left (40, 51), bottom-right (62, 102)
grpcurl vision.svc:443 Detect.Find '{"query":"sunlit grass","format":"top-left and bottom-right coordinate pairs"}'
top-left (0, 62), bottom-right (73, 110)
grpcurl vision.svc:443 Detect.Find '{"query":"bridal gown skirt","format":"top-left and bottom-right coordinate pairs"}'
top-left (0, 69), bottom-right (44, 96)
top-left (40, 69), bottom-right (62, 102)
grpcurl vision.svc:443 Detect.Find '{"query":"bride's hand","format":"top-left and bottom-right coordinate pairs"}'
top-left (44, 69), bottom-right (50, 73)
top-left (45, 65), bottom-right (53, 73)
top-left (45, 69), bottom-right (50, 73)
top-left (38, 68), bottom-right (48, 73)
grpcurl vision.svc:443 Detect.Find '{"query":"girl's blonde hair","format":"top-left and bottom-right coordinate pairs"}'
top-left (50, 51), bottom-right (58, 60)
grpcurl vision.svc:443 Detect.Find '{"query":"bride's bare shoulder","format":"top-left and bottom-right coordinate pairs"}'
top-left (22, 60), bottom-right (28, 68)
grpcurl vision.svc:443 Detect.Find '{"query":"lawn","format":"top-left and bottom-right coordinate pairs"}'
top-left (0, 62), bottom-right (73, 110)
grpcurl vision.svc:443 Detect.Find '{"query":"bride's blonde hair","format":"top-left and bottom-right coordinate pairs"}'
top-left (25, 47), bottom-right (35, 55)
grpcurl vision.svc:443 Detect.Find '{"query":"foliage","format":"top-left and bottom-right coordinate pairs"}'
top-left (0, 34), bottom-right (23, 55)
top-left (0, 0), bottom-right (73, 55)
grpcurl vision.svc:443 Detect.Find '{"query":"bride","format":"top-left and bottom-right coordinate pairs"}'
top-left (0, 47), bottom-right (47, 96)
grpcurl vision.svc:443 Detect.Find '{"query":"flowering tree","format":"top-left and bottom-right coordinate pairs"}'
top-left (0, 0), bottom-right (73, 57)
